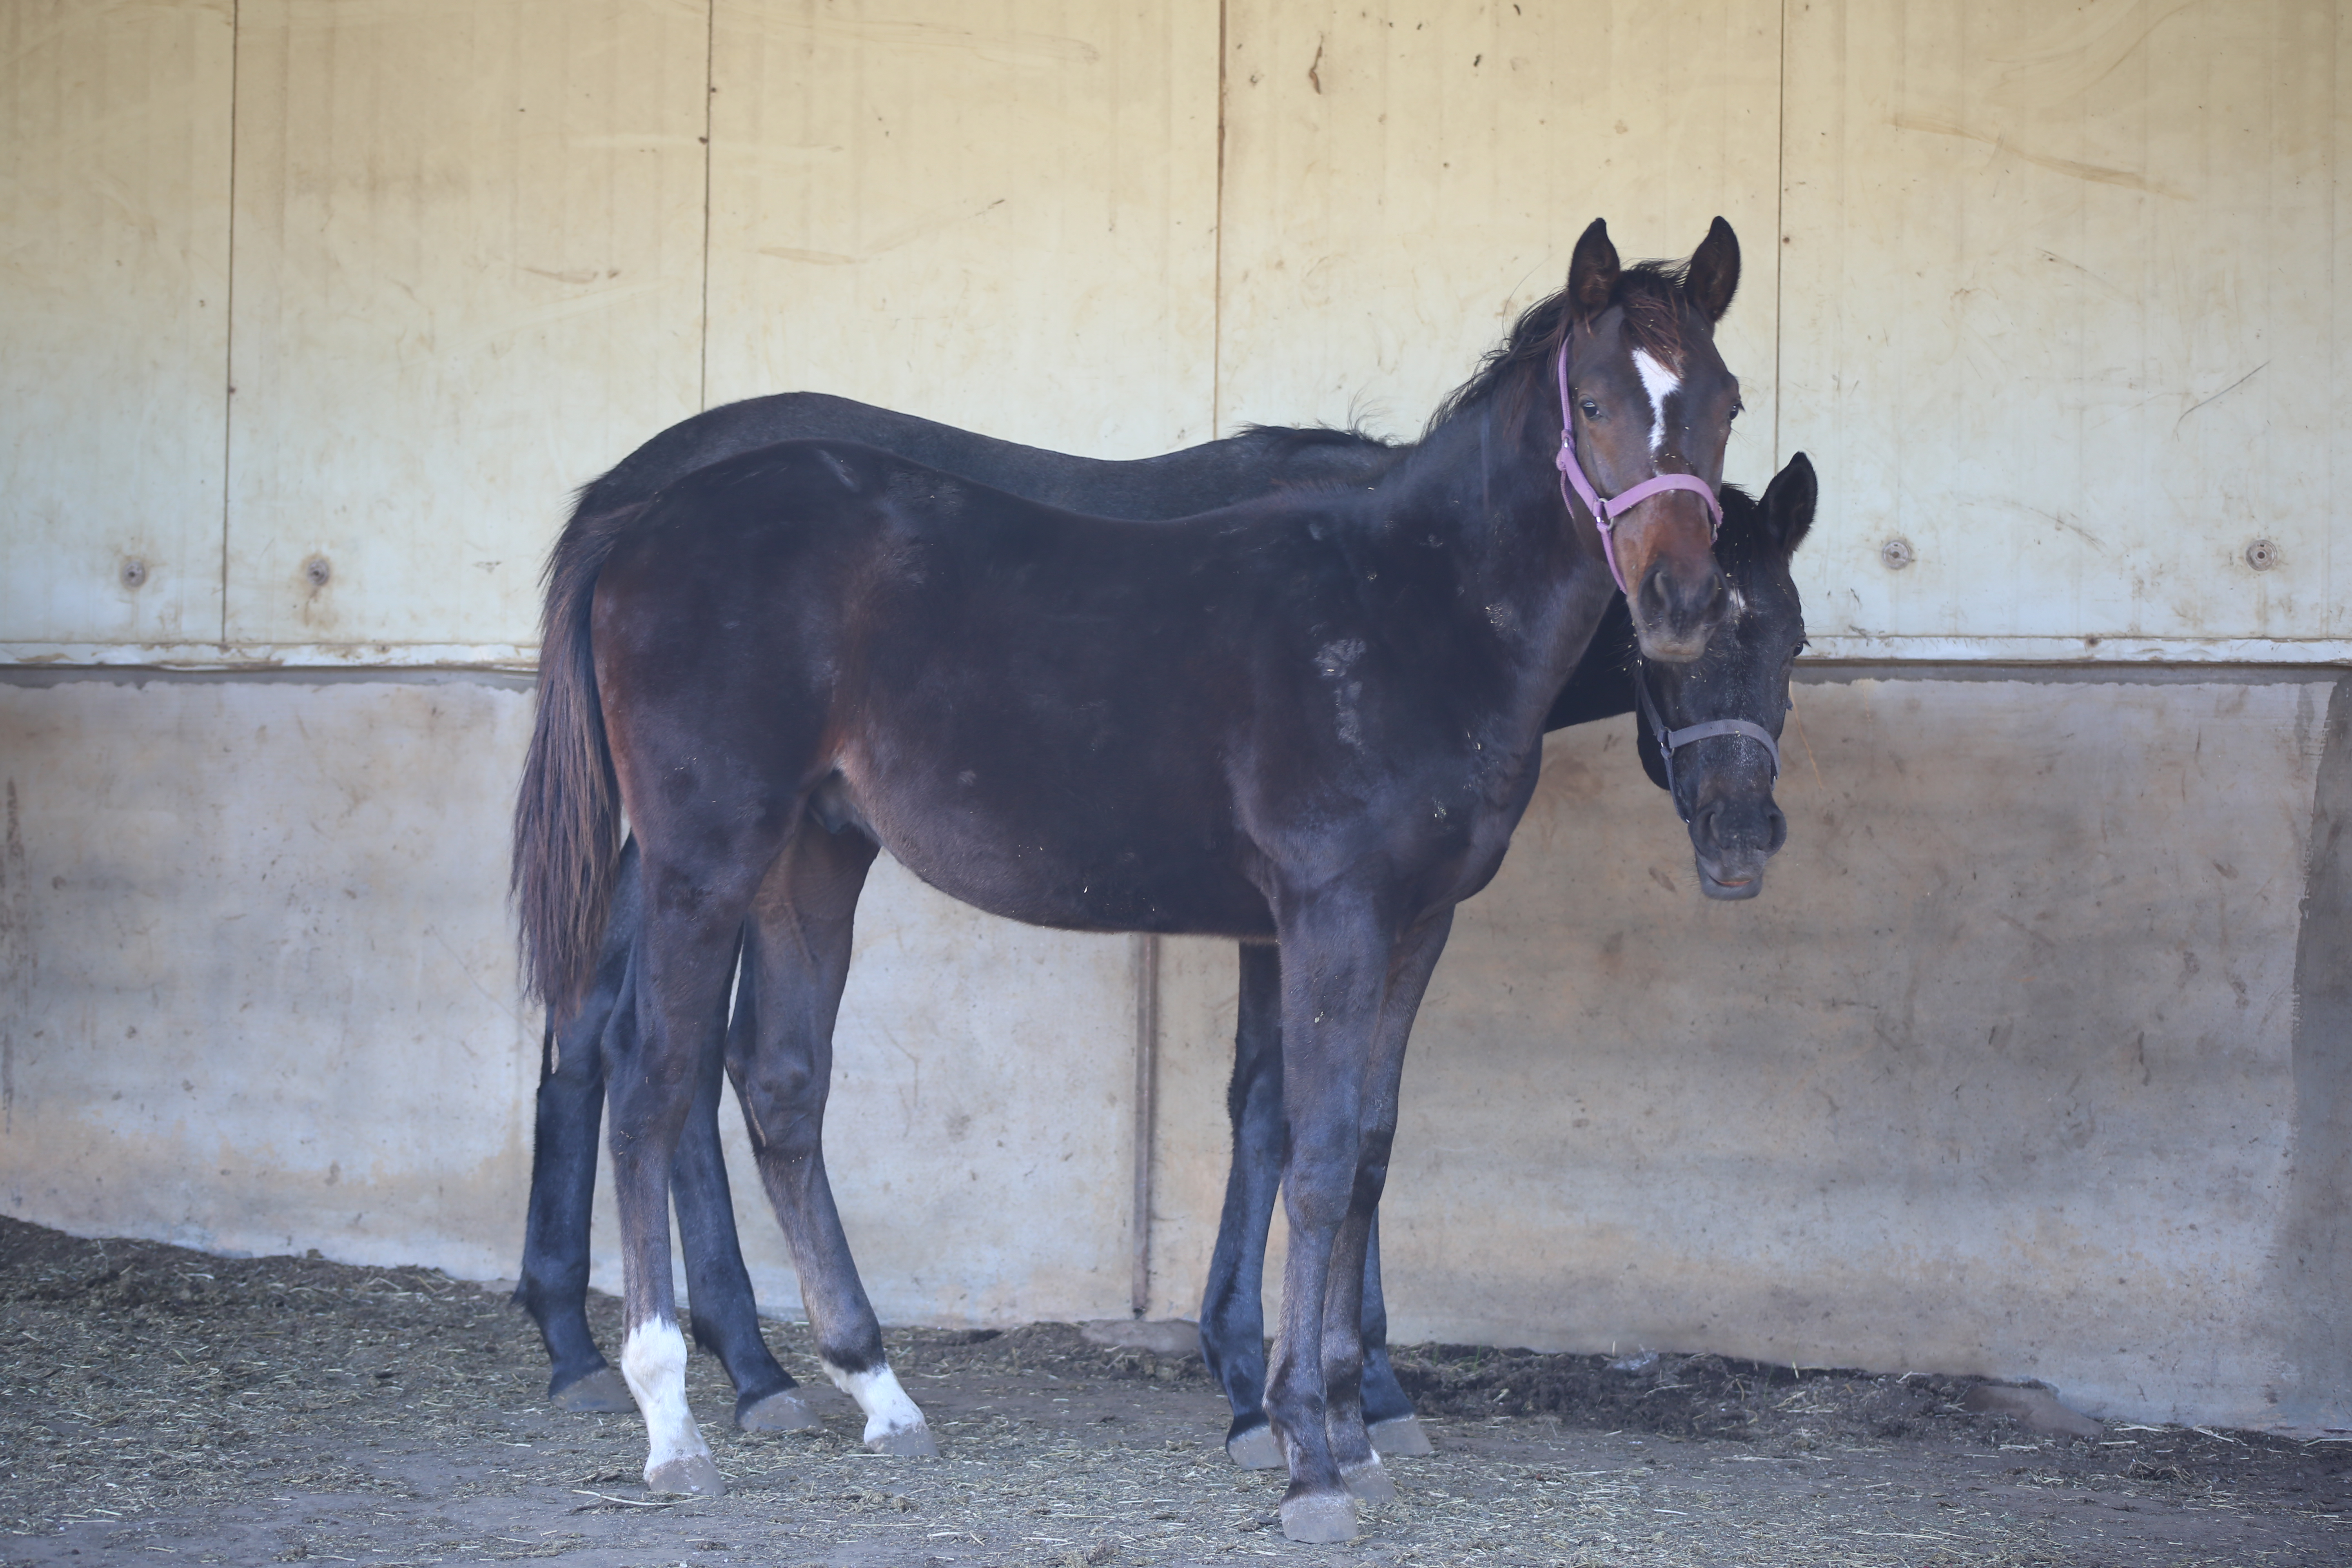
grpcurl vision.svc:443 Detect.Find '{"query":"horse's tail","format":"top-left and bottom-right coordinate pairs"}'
top-left (511, 497), bottom-right (646, 1014)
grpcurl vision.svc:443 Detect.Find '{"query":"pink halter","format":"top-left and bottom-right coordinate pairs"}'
top-left (1553, 334), bottom-right (1722, 595)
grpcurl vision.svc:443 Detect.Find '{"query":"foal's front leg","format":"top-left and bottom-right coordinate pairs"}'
top-left (1262, 895), bottom-right (1404, 1544)
top-left (1314, 909), bottom-right (1452, 1508)
top-left (1200, 943), bottom-right (1432, 1468)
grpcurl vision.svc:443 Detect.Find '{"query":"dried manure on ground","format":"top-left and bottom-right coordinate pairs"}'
top-left (2, 1218), bottom-right (2344, 1566)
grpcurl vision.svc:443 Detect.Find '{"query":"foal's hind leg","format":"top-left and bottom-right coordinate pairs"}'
top-left (1200, 942), bottom-right (1286, 1469)
top-left (611, 860), bottom-right (773, 1496)
top-left (515, 842), bottom-right (641, 1414)
top-left (1357, 1217), bottom-right (1433, 1457)
top-left (671, 975), bottom-right (818, 1434)
top-left (730, 823), bottom-right (936, 1456)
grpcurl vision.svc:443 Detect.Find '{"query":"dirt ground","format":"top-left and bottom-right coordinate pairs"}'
top-left (2, 1218), bottom-right (2345, 1568)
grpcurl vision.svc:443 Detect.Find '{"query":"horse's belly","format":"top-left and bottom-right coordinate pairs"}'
top-left (847, 777), bottom-right (1273, 940)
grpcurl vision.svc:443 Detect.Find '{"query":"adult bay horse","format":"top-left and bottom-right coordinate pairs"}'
top-left (514, 218), bottom-right (1744, 1542)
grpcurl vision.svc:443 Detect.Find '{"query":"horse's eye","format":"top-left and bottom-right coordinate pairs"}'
top-left (1730, 399), bottom-right (1745, 421)
top-left (1579, 399), bottom-right (1600, 419)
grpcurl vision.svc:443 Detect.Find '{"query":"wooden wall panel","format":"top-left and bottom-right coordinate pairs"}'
top-left (1781, 0), bottom-right (2344, 648)
top-left (223, 0), bottom-right (710, 646)
top-left (0, 1), bottom-right (233, 644)
top-left (1217, 0), bottom-right (1784, 494)
top-left (702, 0), bottom-right (1222, 457)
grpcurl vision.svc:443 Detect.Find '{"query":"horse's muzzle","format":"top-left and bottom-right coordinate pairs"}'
top-left (1689, 795), bottom-right (1786, 900)
top-left (1633, 559), bottom-right (1729, 663)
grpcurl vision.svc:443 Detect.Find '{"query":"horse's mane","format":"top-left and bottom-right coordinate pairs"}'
top-left (1424, 260), bottom-right (1697, 439)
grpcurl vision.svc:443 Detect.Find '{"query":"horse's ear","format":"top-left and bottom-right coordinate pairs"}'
top-left (1762, 451), bottom-right (1817, 555)
top-left (1568, 218), bottom-right (1620, 321)
top-left (1683, 216), bottom-right (1740, 323)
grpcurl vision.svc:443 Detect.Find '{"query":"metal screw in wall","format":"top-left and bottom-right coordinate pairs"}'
top-left (1879, 537), bottom-right (1915, 571)
top-left (2244, 539), bottom-right (2278, 571)
top-left (304, 555), bottom-right (333, 589)
top-left (119, 557), bottom-right (148, 590)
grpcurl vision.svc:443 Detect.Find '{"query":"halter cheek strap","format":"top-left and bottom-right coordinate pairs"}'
top-left (1554, 334), bottom-right (1723, 596)
top-left (1637, 678), bottom-right (1783, 822)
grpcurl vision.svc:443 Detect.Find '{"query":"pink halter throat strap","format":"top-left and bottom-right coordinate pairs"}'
top-left (1553, 332), bottom-right (1723, 596)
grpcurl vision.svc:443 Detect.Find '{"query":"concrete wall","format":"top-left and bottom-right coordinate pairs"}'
top-left (8, 666), bottom-right (2345, 1432)
top-left (4, 1), bottom-right (2348, 1435)
top-left (0, 671), bottom-right (1143, 1325)
top-left (1147, 668), bottom-right (2351, 1432)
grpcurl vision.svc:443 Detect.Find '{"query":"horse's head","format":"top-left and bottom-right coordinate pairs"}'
top-left (1561, 217), bottom-right (1744, 663)
top-left (1636, 452), bottom-right (1815, 899)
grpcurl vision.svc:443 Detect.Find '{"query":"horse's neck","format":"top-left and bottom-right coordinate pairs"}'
top-left (1373, 399), bottom-right (1613, 706)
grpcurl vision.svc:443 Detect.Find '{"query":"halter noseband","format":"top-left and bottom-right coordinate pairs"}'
top-left (1637, 676), bottom-right (1783, 823)
top-left (1554, 334), bottom-right (1723, 596)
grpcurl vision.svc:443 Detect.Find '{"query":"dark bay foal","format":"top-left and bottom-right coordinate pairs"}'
top-left (517, 411), bottom-right (1416, 1443)
top-left (514, 459), bottom-right (1817, 1466)
top-left (1207, 455), bottom-right (1814, 1468)
top-left (514, 219), bottom-right (1746, 1541)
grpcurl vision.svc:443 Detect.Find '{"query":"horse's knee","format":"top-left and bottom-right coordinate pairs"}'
top-left (736, 1064), bottom-right (824, 1159)
top-left (1282, 1155), bottom-right (1358, 1233)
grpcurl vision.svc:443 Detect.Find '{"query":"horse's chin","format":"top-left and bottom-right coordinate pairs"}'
top-left (1695, 857), bottom-right (1766, 900)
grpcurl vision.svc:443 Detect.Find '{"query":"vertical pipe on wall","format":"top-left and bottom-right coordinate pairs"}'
top-left (1129, 930), bottom-right (1160, 1318)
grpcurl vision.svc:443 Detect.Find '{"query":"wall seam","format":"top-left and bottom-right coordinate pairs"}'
top-left (1772, 0), bottom-right (1788, 468)
top-left (1130, 931), bottom-right (1160, 1319)
top-left (697, 0), bottom-right (715, 412)
top-left (218, 0), bottom-right (242, 648)
top-left (1211, 0), bottom-right (1227, 437)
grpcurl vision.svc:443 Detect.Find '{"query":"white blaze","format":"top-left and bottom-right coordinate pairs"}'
top-left (1631, 348), bottom-right (1682, 456)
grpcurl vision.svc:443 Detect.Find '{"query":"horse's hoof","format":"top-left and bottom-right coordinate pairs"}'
top-left (645, 1454), bottom-right (724, 1496)
top-left (550, 1367), bottom-right (633, 1413)
top-left (1368, 1414), bottom-right (1434, 1457)
top-left (1279, 1492), bottom-right (1359, 1544)
top-left (736, 1389), bottom-right (821, 1434)
top-left (865, 1423), bottom-right (939, 1457)
top-left (1342, 1459), bottom-right (1396, 1503)
top-left (1225, 1423), bottom-right (1284, 1470)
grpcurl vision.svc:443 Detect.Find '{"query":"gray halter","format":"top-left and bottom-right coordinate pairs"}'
top-left (1637, 675), bottom-right (1782, 822)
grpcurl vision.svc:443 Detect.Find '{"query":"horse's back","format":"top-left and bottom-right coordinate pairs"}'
top-left (592, 441), bottom-right (1292, 933)
top-left (577, 392), bottom-right (1401, 525)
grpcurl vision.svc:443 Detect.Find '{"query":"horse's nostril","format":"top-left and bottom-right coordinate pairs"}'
top-left (1765, 803), bottom-right (1788, 855)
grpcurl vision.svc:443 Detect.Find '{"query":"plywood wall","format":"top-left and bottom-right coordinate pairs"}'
top-left (4, 0), bottom-right (2338, 657)
top-left (224, 0), bottom-right (711, 648)
top-left (1781, 0), bottom-right (2347, 653)
top-left (703, 0), bottom-right (1222, 455)
top-left (0, 1), bottom-right (234, 645)
top-left (1217, 0), bottom-right (1783, 492)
